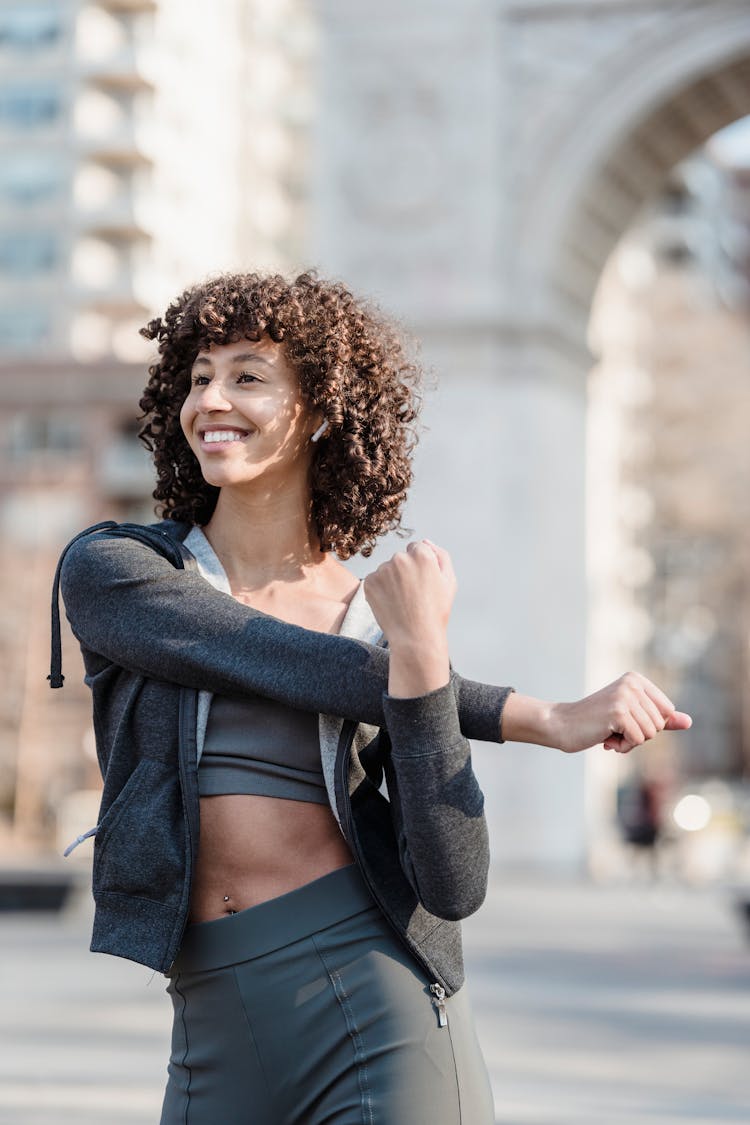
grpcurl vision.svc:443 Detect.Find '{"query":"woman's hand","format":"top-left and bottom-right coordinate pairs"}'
top-left (502, 671), bottom-right (692, 754)
top-left (363, 539), bottom-right (456, 698)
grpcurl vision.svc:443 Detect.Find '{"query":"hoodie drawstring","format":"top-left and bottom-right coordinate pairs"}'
top-left (49, 520), bottom-right (197, 689)
top-left (48, 521), bottom-right (117, 689)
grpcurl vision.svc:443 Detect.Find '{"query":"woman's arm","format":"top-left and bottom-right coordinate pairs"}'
top-left (361, 540), bottom-right (693, 917)
top-left (364, 541), bottom-right (489, 919)
top-left (58, 528), bottom-right (511, 741)
top-left (380, 682), bottom-right (489, 920)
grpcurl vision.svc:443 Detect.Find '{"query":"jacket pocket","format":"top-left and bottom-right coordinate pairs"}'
top-left (93, 758), bottom-right (183, 904)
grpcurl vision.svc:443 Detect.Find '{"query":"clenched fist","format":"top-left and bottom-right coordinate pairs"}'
top-left (502, 671), bottom-right (693, 754)
top-left (363, 540), bottom-right (456, 698)
top-left (553, 671), bottom-right (692, 754)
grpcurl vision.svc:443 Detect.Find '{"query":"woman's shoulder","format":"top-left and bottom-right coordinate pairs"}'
top-left (58, 518), bottom-right (194, 588)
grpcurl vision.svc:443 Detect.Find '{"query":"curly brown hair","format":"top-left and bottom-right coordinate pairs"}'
top-left (138, 271), bottom-right (423, 558)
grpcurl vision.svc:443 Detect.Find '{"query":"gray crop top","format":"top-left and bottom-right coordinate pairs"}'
top-left (197, 693), bottom-right (328, 805)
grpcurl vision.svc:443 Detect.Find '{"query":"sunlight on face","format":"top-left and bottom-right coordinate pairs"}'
top-left (179, 337), bottom-right (321, 495)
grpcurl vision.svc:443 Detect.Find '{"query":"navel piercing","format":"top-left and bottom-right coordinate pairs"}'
top-left (223, 895), bottom-right (230, 902)
top-left (310, 419), bottom-right (329, 443)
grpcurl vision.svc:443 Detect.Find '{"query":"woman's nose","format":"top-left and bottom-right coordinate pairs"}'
top-left (196, 380), bottom-right (231, 411)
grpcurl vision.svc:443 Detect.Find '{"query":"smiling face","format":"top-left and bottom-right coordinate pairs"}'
top-left (179, 336), bottom-right (322, 494)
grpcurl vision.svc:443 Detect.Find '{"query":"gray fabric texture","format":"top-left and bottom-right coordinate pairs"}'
top-left (57, 519), bottom-right (515, 992)
top-left (198, 692), bottom-right (328, 804)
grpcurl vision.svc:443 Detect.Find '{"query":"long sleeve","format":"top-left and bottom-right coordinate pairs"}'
top-left (381, 682), bottom-right (489, 920)
top-left (59, 530), bottom-right (513, 741)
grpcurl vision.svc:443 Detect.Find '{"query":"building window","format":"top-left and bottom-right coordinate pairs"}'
top-left (661, 182), bottom-right (691, 216)
top-left (0, 309), bottom-right (49, 351)
top-left (98, 419), bottom-right (154, 498)
top-left (656, 241), bottom-right (694, 267)
top-left (0, 232), bottom-right (58, 276)
top-left (2, 412), bottom-right (82, 459)
top-left (0, 489), bottom-right (86, 547)
top-left (0, 87), bottom-right (62, 128)
top-left (0, 7), bottom-right (63, 51)
top-left (0, 155), bottom-right (64, 205)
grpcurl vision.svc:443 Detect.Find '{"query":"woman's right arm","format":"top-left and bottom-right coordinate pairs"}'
top-left (59, 530), bottom-right (513, 741)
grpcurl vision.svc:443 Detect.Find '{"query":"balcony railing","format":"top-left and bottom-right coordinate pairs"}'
top-left (76, 198), bottom-right (149, 241)
top-left (80, 47), bottom-right (154, 93)
top-left (95, 0), bottom-right (157, 12)
top-left (80, 123), bottom-right (153, 167)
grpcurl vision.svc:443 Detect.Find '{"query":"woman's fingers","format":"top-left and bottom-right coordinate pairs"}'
top-left (634, 695), bottom-right (667, 739)
top-left (610, 704), bottom-right (660, 752)
top-left (406, 540), bottom-right (430, 555)
top-left (640, 677), bottom-right (677, 719)
top-left (407, 539), bottom-right (457, 588)
top-left (625, 675), bottom-right (693, 739)
top-left (600, 673), bottom-right (691, 753)
top-left (604, 708), bottom-right (647, 753)
top-left (424, 540), bottom-right (457, 587)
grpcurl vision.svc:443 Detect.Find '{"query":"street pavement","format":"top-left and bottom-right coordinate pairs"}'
top-left (0, 873), bottom-right (748, 1125)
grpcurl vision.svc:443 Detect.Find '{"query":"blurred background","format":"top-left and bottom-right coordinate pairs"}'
top-left (0, 2), bottom-right (749, 1122)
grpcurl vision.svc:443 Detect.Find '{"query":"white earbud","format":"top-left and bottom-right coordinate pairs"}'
top-left (310, 420), bottom-right (329, 443)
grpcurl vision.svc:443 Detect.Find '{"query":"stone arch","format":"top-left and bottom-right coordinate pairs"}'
top-left (516, 7), bottom-right (750, 345)
top-left (310, 1), bottom-right (750, 870)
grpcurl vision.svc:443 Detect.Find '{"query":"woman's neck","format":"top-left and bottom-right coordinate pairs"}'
top-left (202, 488), bottom-right (326, 589)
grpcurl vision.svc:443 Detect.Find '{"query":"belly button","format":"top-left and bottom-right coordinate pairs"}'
top-left (223, 894), bottom-right (237, 916)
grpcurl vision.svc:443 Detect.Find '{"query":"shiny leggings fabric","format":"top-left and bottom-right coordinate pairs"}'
top-left (160, 864), bottom-right (494, 1125)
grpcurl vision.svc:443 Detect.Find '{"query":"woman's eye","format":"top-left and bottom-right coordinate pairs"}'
top-left (237, 371), bottom-right (260, 384)
top-left (191, 374), bottom-right (210, 386)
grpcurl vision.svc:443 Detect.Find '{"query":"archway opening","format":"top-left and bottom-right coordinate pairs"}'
top-left (586, 113), bottom-right (750, 883)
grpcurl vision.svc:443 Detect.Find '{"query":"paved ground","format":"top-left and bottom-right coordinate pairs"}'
top-left (0, 873), bottom-right (748, 1125)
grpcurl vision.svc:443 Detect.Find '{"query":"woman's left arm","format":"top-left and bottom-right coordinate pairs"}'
top-left (364, 541), bottom-right (489, 920)
top-left (380, 683), bottom-right (489, 920)
top-left (363, 541), bottom-right (693, 919)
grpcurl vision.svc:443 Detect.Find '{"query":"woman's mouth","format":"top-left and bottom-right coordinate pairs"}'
top-left (199, 427), bottom-right (251, 448)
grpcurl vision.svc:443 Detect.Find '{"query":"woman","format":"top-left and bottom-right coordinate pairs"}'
top-left (55, 271), bottom-right (691, 1124)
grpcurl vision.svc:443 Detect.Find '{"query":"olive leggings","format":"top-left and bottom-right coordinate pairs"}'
top-left (161, 864), bottom-right (494, 1124)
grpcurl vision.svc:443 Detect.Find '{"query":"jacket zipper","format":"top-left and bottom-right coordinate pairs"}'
top-left (335, 720), bottom-right (450, 1025)
top-left (430, 982), bottom-right (448, 1027)
top-left (166, 687), bottom-right (200, 973)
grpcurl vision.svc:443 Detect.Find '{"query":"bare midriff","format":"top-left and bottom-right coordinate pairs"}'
top-left (189, 793), bottom-right (355, 922)
top-left (187, 556), bottom-right (362, 924)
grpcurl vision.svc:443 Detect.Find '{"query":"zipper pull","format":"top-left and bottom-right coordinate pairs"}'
top-left (430, 982), bottom-right (448, 1028)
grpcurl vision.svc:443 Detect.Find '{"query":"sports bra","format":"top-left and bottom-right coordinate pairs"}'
top-left (197, 692), bottom-right (328, 805)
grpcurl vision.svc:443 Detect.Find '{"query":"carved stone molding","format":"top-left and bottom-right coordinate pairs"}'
top-left (313, 0), bottom-right (750, 346)
top-left (312, 8), bottom-right (501, 316)
top-left (502, 1), bottom-right (750, 330)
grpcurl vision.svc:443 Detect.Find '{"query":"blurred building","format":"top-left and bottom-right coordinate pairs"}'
top-left (0, 0), bottom-right (313, 849)
top-left (646, 157), bottom-right (749, 784)
top-left (587, 145), bottom-right (750, 871)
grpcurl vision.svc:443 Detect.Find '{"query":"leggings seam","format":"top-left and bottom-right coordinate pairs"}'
top-left (231, 965), bottom-right (275, 1102)
top-left (312, 935), bottom-right (375, 1125)
top-left (172, 973), bottom-right (191, 1125)
top-left (445, 1009), bottom-right (463, 1125)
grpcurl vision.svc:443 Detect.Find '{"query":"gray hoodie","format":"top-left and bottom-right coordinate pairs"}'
top-left (53, 519), bottom-right (513, 995)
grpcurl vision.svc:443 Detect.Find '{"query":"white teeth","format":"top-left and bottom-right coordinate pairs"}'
top-left (203, 430), bottom-right (247, 443)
